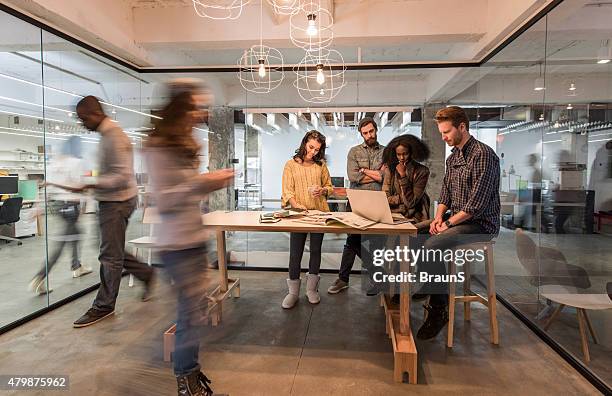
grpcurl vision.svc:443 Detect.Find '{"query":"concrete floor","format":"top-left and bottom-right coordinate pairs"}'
top-left (1, 211), bottom-right (610, 389)
top-left (0, 271), bottom-right (601, 395)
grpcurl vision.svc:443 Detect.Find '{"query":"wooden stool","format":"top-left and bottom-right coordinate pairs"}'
top-left (447, 241), bottom-right (499, 348)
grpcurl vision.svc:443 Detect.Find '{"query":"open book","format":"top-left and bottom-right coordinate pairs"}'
top-left (259, 210), bottom-right (305, 223)
top-left (294, 211), bottom-right (377, 230)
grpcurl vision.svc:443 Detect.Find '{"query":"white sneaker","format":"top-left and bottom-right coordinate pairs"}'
top-left (73, 266), bottom-right (93, 278)
top-left (29, 277), bottom-right (53, 295)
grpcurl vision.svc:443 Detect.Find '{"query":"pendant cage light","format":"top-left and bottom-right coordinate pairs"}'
top-left (290, 1), bottom-right (334, 52)
top-left (238, 45), bottom-right (285, 93)
top-left (238, 0), bottom-right (284, 93)
top-left (192, 0), bottom-right (251, 20)
top-left (294, 49), bottom-right (346, 103)
top-left (267, 0), bottom-right (301, 15)
top-left (533, 62), bottom-right (545, 91)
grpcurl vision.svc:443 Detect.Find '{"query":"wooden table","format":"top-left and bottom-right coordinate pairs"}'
top-left (164, 210), bottom-right (419, 383)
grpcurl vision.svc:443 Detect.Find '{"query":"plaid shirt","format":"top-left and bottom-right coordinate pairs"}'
top-left (439, 136), bottom-right (500, 235)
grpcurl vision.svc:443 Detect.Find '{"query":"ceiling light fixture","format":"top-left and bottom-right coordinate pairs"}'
top-left (567, 104), bottom-right (573, 110)
top-left (237, 0), bottom-right (284, 93)
top-left (0, 109), bottom-right (64, 123)
top-left (290, 1), bottom-right (333, 52)
top-left (597, 41), bottom-right (610, 64)
top-left (294, 49), bottom-right (346, 103)
top-left (533, 63), bottom-right (545, 91)
top-left (568, 82), bottom-right (576, 91)
top-left (192, 0), bottom-right (251, 20)
top-left (266, 0), bottom-right (300, 15)
top-left (0, 73), bottom-right (160, 120)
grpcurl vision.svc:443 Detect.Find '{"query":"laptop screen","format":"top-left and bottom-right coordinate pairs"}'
top-left (0, 176), bottom-right (19, 194)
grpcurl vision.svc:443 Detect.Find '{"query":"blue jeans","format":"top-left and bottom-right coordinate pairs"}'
top-left (160, 246), bottom-right (209, 376)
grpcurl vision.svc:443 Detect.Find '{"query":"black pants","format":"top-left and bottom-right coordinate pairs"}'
top-left (36, 201), bottom-right (82, 278)
top-left (288, 233), bottom-right (324, 280)
top-left (92, 197), bottom-right (153, 312)
top-left (338, 234), bottom-right (385, 283)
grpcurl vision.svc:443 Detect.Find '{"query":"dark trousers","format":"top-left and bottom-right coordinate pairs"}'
top-left (36, 201), bottom-right (82, 278)
top-left (338, 234), bottom-right (384, 283)
top-left (288, 233), bottom-right (324, 280)
top-left (419, 222), bottom-right (492, 307)
top-left (92, 197), bottom-right (153, 312)
top-left (160, 246), bottom-right (209, 376)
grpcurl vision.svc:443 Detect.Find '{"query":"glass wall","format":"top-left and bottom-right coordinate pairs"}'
top-left (0, 9), bottom-right (155, 328)
top-left (467, 1), bottom-right (612, 385)
top-left (0, 2), bottom-right (610, 388)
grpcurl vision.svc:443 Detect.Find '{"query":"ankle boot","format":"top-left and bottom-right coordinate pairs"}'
top-left (282, 279), bottom-right (301, 309)
top-left (177, 370), bottom-right (213, 396)
top-left (306, 273), bottom-right (321, 304)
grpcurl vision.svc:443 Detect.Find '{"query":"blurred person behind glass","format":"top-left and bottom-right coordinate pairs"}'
top-left (146, 80), bottom-right (233, 396)
top-left (29, 136), bottom-right (92, 295)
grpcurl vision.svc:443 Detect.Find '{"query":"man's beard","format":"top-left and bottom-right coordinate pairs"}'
top-left (365, 137), bottom-right (377, 146)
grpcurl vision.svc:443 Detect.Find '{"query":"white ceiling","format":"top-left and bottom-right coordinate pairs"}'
top-left (0, 0), bottom-right (610, 111)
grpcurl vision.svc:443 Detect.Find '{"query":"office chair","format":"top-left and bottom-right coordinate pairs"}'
top-left (0, 197), bottom-right (24, 246)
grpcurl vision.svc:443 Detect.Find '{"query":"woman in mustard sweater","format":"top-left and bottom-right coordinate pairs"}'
top-left (281, 130), bottom-right (333, 309)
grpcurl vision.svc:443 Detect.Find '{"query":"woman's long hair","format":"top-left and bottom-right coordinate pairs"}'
top-left (147, 89), bottom-right (201, 168)
top-left (382, 134), bottom-right (429, 174)
top-left (293, 130), bottom-right (327, 165)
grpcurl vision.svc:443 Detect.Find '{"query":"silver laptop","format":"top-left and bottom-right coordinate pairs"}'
top-left (346, 189), bottom-right (411, 225)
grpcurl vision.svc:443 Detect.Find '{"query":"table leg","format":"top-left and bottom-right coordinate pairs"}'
top-left (387, 233), bottom-right (417, 384)
top-left (217, 230), bottom-right (228, 293)
top-left (399, 234), bottom-right (410, 335)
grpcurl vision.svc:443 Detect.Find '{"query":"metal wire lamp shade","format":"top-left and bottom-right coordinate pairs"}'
top-left (293, 49), bottom-right (346, 103)
top-left (192, 0), bottom-right (251, 20)
top-left (266, 0), bottom-right (301, 15)
top-left (238, 45), bottom-right (285, 93)
top-left (289, 1), bottom-right (333, 52)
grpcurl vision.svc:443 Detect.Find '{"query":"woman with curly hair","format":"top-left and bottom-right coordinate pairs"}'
top-left (382, 134), bottom-right (431, 222)
top-left (281, 130), bottom-right (333, 309)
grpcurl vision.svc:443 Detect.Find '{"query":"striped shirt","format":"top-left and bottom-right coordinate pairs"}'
top-left (281, 159), bottom-right (333, 211)
top-left (439, 136), bottom-right (500, 235)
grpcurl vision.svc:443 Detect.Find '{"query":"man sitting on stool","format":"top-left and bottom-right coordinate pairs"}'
top-left (416, 106), bottom-right (500, 340)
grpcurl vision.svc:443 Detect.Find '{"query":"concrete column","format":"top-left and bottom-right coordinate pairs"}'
top-left (208, 106), bottom-right (235, 211)
top-left (421, 103), bottom-right (447, 212)
top-left (245, 126), bottom-right (260, 185)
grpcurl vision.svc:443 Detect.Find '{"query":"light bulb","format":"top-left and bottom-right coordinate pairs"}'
top-left (307, 14), bottom-right (317, 36)
top-left (316, 64), bottom-right (325, 85)
top-left (533, 76), bottom-right (545, 91)
top-left (258, 59), bottom-right (266, 78)
top-left (569, 82), bottom-right (576, 91)
top-left (567, 104), bottom-right (573, 110)
top-left (320, 88), bottom-right (324, 95)
top-left (597, 45), bottom-right (610, 64)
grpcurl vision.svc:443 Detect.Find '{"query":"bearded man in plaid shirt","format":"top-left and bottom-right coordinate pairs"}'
top-left (415, 106), bottom-right (501, 340)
